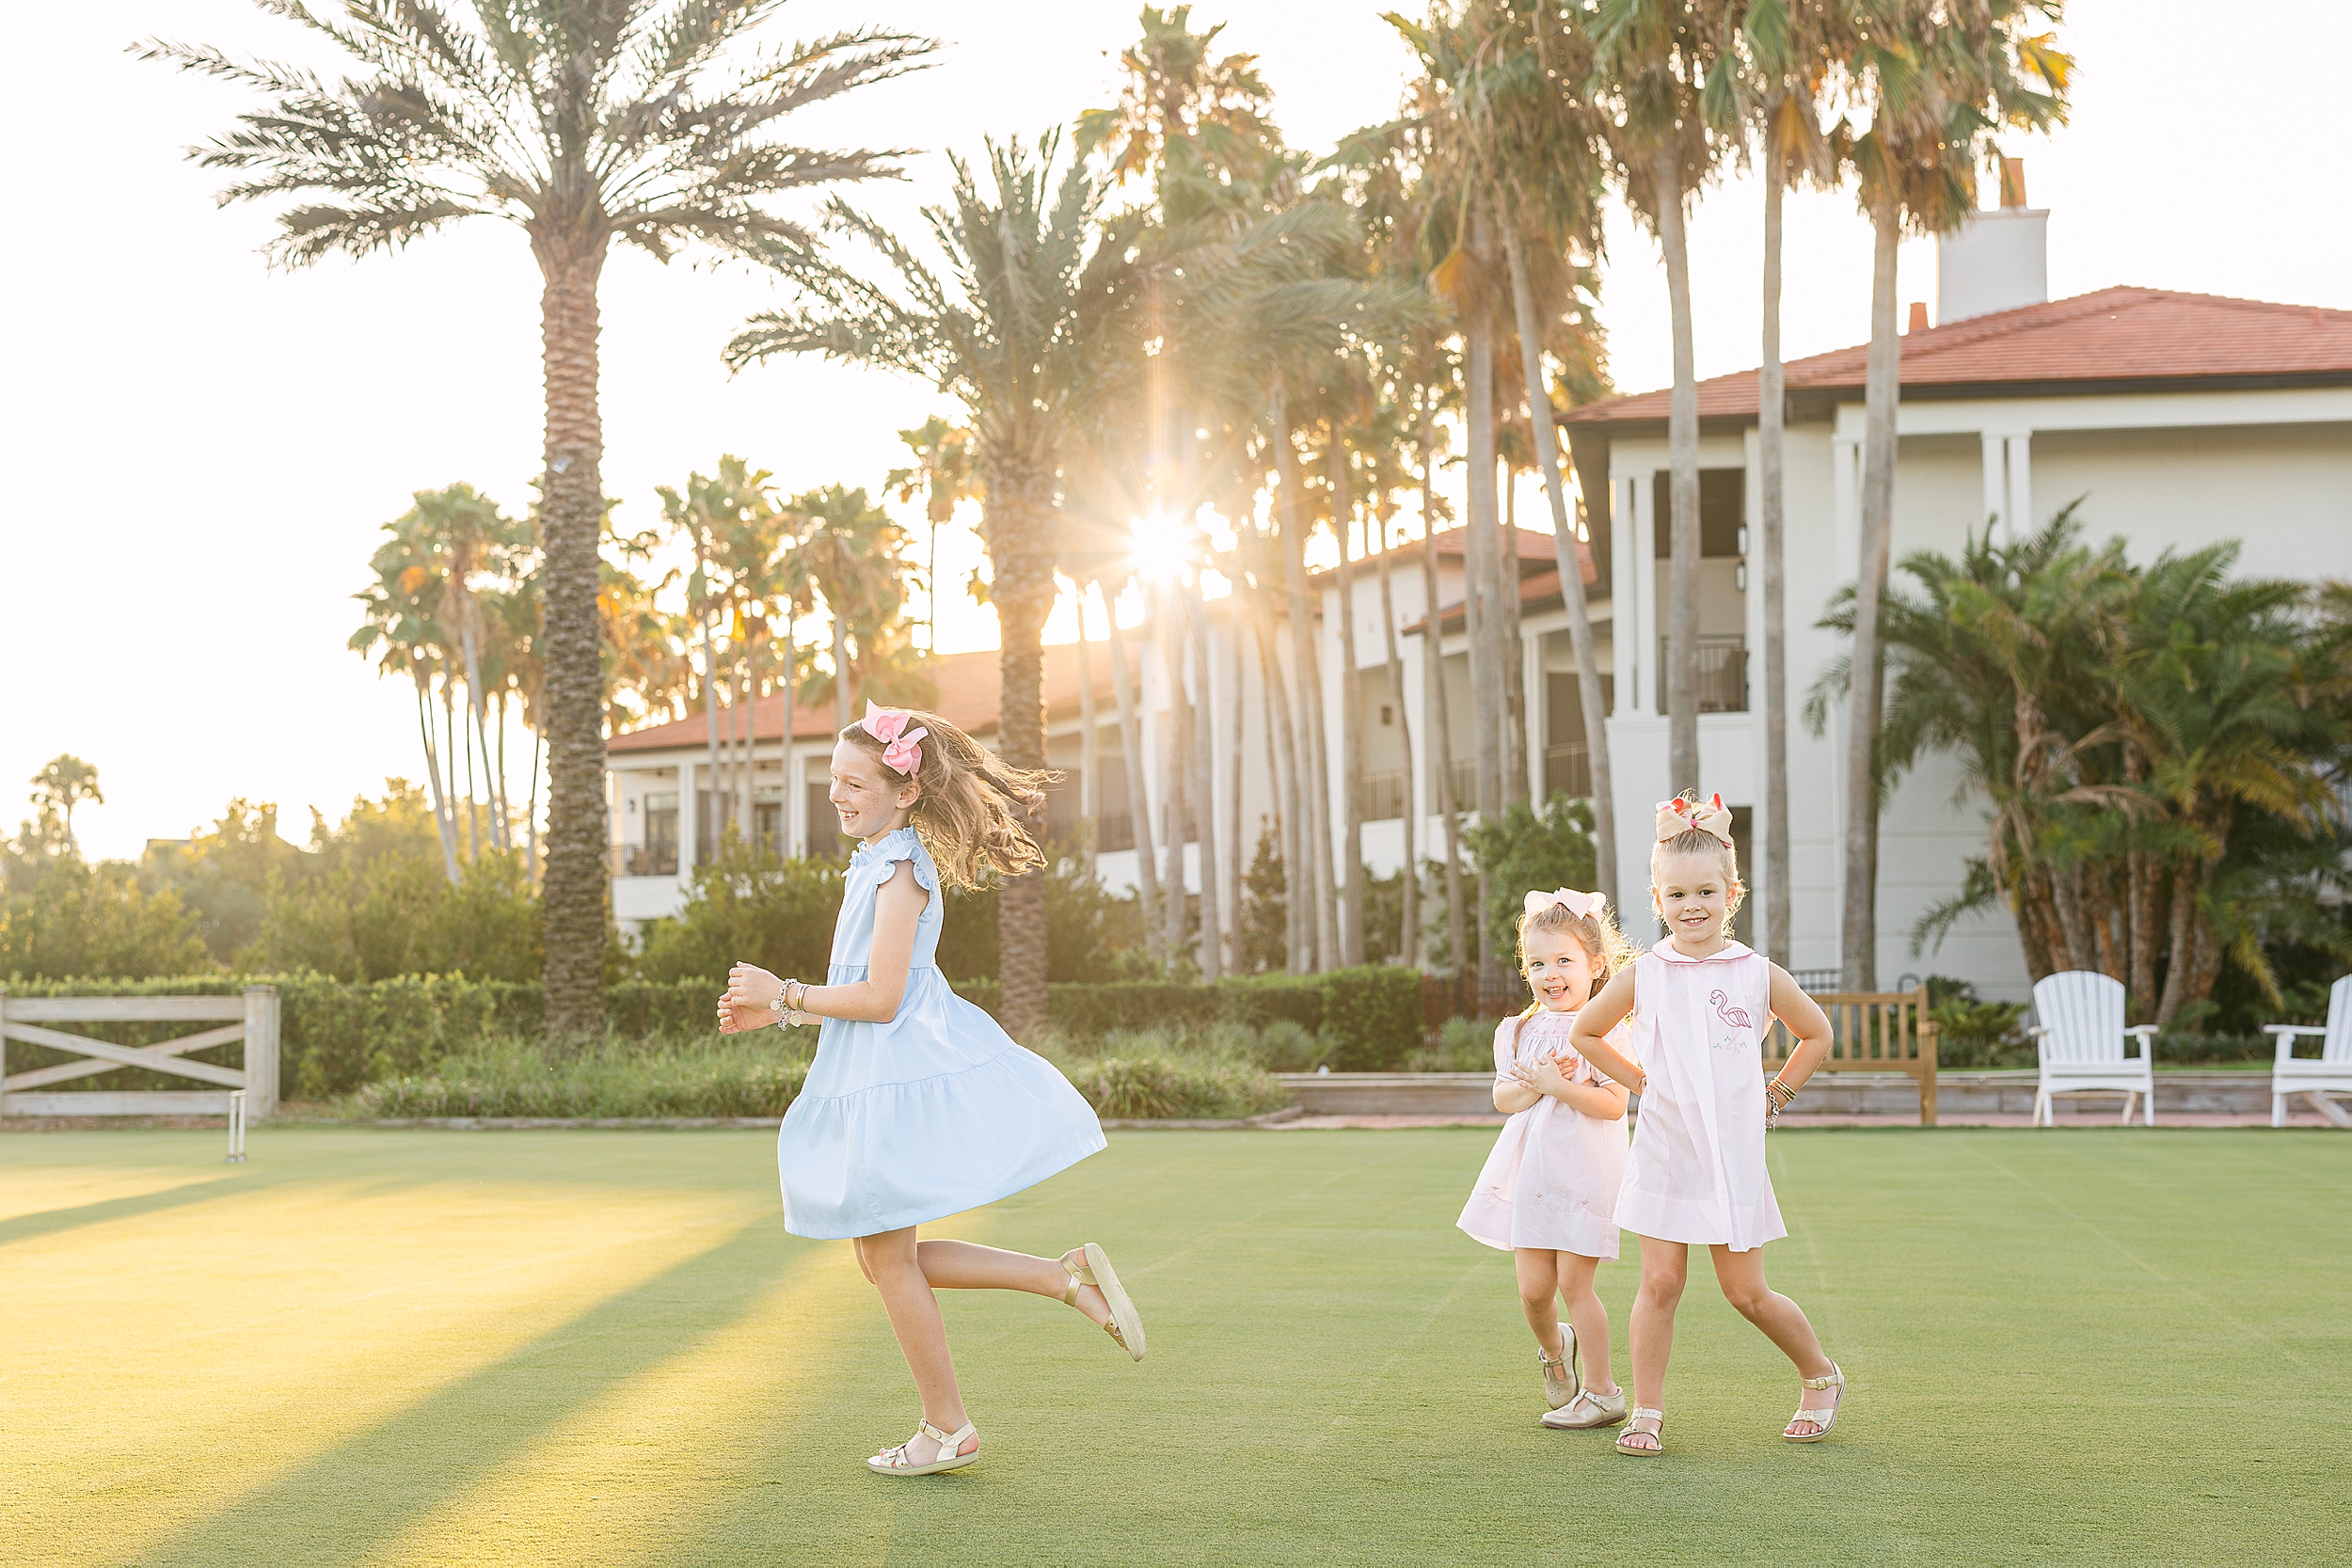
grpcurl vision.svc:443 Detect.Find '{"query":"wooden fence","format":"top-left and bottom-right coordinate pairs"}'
top-left (1764, 986), bottom-right (1940, 1126)
top-left (0, 987), bottom-right (279, 1120)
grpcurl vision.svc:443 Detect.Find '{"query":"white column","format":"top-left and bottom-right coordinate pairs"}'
top-left (1631, 473), bottom-right (1659, 714)
top-left (1612, 475), bottom-right (1642, 714)
top-left (677, 760), bottom-right (698, 888)
top-left (1980, 432), bottom-right (2009, 543)
top-left (2006, 434), bottom-right (2033, 539)
top-left (1523, 623), bottom-right (1546, 801)
top-left (783, 741), bottom-right (801, 858)
top-left (1832, 436), bottom-right (1862, 580)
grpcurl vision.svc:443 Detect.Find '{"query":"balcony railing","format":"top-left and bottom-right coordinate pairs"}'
top-left (1363, 770), bottom-right (1407, 822)
top-left (1544, 742), bottom-right (1591, 800)
top-left (612, 844), bottom-right (677, 878)
top-left (1657, 635), bottom-right (1749, 713)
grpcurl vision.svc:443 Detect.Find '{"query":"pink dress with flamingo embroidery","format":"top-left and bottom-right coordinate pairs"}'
top-left (1457, 1008), bottom-right (1630, 1258)
top-left (1612, 941), bottom-right (1786, 1251)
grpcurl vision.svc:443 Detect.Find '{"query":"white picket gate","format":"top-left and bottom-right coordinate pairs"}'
top-left (0, 988), bottom-right (279, 1120)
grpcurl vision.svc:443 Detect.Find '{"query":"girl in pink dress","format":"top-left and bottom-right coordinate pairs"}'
top-left (1569, 793), bottom-right (1844, 1458)
top-left (1457, 889), bottom-right (1634, 1432)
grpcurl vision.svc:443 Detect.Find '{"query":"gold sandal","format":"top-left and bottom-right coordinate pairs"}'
top-left (1784, 1362), bottom-right (1844, 1442)
top-left (866, 1418), bottom-right (979, 1477)
top-left (1615, 1407), bottom-right (1664, 1456)
top-left (1062, 1243), bottom-right (1146, 1362)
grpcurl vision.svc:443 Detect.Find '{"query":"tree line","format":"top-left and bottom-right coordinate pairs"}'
top-left (146, 2), bottom-right (2082, 1038)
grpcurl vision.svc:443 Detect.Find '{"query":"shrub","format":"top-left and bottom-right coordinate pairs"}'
top-left (952, 966), bottom-right (1422, 1067)
top-left (0, 860), bottom-right (208, 978)
top-left (1062, 1053), bottom-right (1288, 1120)
top-left (345, 1038), bottom-right (810, 1119)
top-left (1924, 976), bottom-right (2032, 1069)
top-left (1406, 1015), bottom-right (1502, 1073)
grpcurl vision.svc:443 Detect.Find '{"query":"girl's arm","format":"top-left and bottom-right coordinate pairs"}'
top-left (1554, 1074), bottom-right (1629, 1122)
top-left (722, 863), bottom-right (927, 1026)
top-left (1492, 1019), bottom-right (1540, 1115)
top-left (1765, 962), bottom-right (1836, 1092)
top-left (1565, 967), bottom-right (1643, 1091)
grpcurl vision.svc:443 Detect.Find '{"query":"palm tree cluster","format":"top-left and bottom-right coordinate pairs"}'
top-left (1813, 510), bottom-right (2352, 1027)
top-left (349, 484), bottom-right (541, 883)
top-left (154, 1), bottom-right (2079, 1031)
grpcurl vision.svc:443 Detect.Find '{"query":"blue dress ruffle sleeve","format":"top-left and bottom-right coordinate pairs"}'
top-left (776, 827), bottom-right (1105, 1239)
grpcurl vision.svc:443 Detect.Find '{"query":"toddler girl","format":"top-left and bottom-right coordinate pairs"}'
top-left (1458, 888), bottom-right (1633, 1432)
top-left (719, 704), bottom-right (1145, 1478)
top-left (1568, 793), bottom-right (1843, 1457)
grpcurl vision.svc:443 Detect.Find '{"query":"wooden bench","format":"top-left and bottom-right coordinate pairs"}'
top-left (1764, 986), bottom-right (1940, 1126)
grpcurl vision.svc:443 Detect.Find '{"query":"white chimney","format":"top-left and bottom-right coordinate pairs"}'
top-left (1935, 156), bottom-right (2047, 324)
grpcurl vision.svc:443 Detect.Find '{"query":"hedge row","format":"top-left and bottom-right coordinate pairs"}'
top-left (949, 966), bottom-right (1425, 1071)
top-left (0, 963), bottom-right (1429, 1099)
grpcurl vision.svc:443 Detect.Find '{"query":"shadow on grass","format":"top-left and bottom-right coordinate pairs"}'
top-left (134, 1217), bottom-right (798, 1568)
top-left (0, 1170), bottom-right (305, 1251)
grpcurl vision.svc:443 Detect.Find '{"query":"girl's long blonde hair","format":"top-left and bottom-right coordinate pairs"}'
top-left (1516, 895), bottom-right (1634, 1016)
top-left (840, 710), bottom-right (1056, 890)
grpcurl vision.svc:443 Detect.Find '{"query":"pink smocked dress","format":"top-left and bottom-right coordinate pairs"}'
top-left (1457, 1008), bottom-right (1630, 1259)
top-left (1612, 941), bottom-right (1786, 1252)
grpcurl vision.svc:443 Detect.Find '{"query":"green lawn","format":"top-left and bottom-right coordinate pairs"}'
top-left (4, 1126), bottom-right (2346, 1567)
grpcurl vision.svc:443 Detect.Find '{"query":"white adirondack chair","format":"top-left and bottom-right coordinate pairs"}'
top-left (2028, 972), bottom-right (2156, 1126)
top-left (2263, 975), bottom-right (2352, 1129)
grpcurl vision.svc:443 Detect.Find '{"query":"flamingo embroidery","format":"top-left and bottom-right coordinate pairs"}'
top-left (1710, 989), bottom-right (1755, 1033)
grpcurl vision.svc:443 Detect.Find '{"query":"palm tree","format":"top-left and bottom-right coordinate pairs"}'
top-left (351, 509), bottom-right (464, 880)
top-left (146, 3), bottom-right (933, 1036)
top-left (1836, 2), bottom-right (2072, 986)
top-left (404, 484), bottom-right (530, 854)
top-left (1706, 0), bottom-right (1848, 960)
top-left (1415, 0), bottom-right (1623, 908)
top-left (787, 484), bottom-right (913, 733)
top-left (1591, 0), bottom-right (1724, 795)
top-left (28, 756), bottom-right (103, 859)
top-left (660, 458), bottom-right (780, 846)
top-left (730, 134), bottom-right (1146, 1034)
top-left (885, 417), bottom-right (978, 655)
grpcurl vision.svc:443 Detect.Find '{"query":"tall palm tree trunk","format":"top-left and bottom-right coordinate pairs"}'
top-left (414, 673), bottom-right (461, 883)
top-left (1375, 521), bottom-right (1418, 968)
top-left (1103, 592), bottom-right (1163, 955)
top-left (831, 591), bottom-right (851, 736)
top-left (1333, 457), bottom-right (1366, 967)
top-left (1184, 593), bottom-right (1223, 978)
top-left (1419, 445), bottom-right (1470, 992)
top-left (1842, 197), bottom-right (1902, 990)
top-left (1075, 595), bottom-right (1100, 879)
top-left (701, 597), bottom-right (723, 852)
top-left (535, 247), bottom-right (613, 1040)
top-left (1253, 608), bottom-right (1308, 974)
top-left (1226, 613), bottom-right (1246, 970)
top-left (779, 624), bottom-right (796, 856)
top-left (1759, 135), bottom-right (1792, 962)
top-left (1273, 396), bottom-right (1338, 971)
top-left (1658, 148), bottom-right (1703, 796)
top-left (1496, 456), bottom-right (1529, 808)
top-left (987, 465), bottom-right (1057, 1037)
top-left (1158, 600), bottom-right (1191, 962)
top-left (1501, 222), bottom-right (1618, 909)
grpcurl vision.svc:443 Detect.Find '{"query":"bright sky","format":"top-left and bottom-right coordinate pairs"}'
top-left (5, 1), bottom-right (2347, 863)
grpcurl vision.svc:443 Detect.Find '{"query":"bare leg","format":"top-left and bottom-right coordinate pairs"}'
top-left (913, 1239), bottom-right (1114, 1327)
top-left (1556, 1251), bottom-right (1615, 1395)
top-left (1709, 1244), bottom-right (1838, 1436)
top-left (854, 1228), bottom-right (979, 1465)
top-left (1513, 1249), bottom-right (1572, 1401)
top-left (1623, 1236), bottom-right (1688, 1451)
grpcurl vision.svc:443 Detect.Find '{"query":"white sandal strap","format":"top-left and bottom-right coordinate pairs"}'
top-left (1801, 1364), bottom-right (1844, 1390)
top-left (1627, 1407), bottom-right (1664, 1422)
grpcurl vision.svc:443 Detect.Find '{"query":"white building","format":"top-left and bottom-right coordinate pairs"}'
top-left (605, 188), bottom-right (2352, 999)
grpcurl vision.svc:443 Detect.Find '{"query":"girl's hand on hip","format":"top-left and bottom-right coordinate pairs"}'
top-left (725, 963), bottom-right (784, 1013)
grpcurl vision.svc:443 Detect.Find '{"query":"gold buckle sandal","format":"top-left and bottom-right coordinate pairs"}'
top-left (1062, 1243), bottom-right (1147, 1362)
top-left (1538, 1321), bottom-right (1577, 1410)
top-left (867, 1418), bottom-right (979, 1477)
top-left (1784, 1362), bottom-right (1844, 1442)
top-left (1615, 1407), bottom-right (1665, 1456)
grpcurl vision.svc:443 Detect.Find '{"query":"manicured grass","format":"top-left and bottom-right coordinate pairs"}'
top-left (3, 1125), bottom-right (2347, 1566)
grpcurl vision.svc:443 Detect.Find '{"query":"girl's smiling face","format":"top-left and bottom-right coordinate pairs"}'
top-left (1523, 927), bottom-right (1603, 1011)
top-left (828, 738), bottom-right (918, 843)
top-left (1653, 849), bottom-right (1737, 949)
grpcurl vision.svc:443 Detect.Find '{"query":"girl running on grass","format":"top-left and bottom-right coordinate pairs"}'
top-left (1567, 793), bottom-right (1843, 1458)
top-left (1457, 889), bottom-right (1634, 1433)
top-left (717, 704), bottom-right (1145, 1479)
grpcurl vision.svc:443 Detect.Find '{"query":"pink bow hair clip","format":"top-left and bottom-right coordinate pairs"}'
top-left (1655, 792), bottom-right (1734, 847)
top-left (863, 701), bottom-right (929, 775)
top-left (1524, 887), bottom-right (1606, 921)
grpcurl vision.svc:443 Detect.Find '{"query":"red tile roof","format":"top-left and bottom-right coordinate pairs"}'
top-left (1562, 287), bottom-right (2352, 426)
top-left (608, 642), bottom-right (1119, 754)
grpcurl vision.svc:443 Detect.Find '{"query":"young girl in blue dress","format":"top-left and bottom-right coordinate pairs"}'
top-left (718, 703), bottom-right (1145, 1478)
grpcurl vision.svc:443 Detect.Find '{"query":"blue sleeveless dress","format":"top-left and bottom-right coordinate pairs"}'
top-left (777, 827), bottom-right (1106, 1239)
